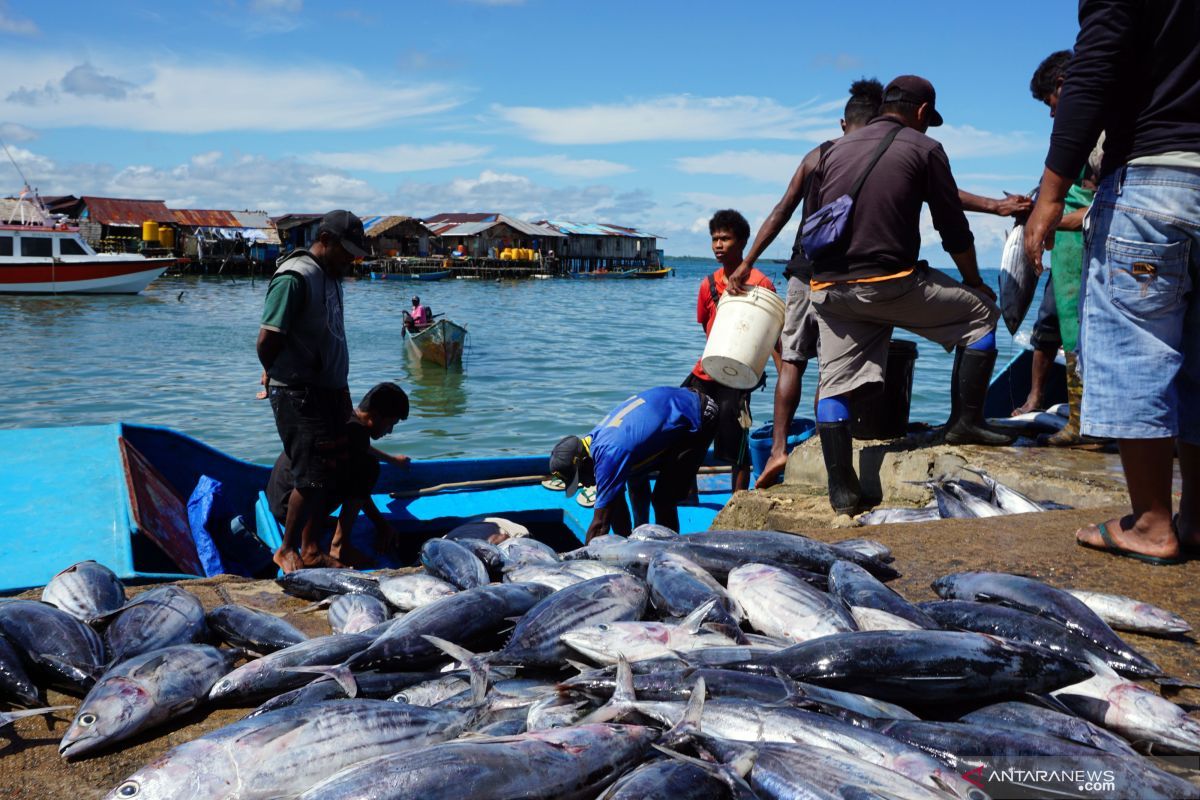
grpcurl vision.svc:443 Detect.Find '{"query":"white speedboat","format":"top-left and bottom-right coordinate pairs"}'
top-left (0, 224), bottom-right (174, 294)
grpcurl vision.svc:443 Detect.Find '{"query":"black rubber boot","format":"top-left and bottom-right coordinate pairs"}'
top-left (817, 421), bottom-right (863, 515)
top-left (944, 348), bottom-right (1015, 446)
top-left (943, 346), bottom-right (963, 428)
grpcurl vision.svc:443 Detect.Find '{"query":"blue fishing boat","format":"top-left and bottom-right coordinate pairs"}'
top-left (0, 423), bottom-right (736, 594)
top-left (572, 269), bottom-right (636, 279)
top-left (404, 318), bottom-right (468, 366)
top-left (983, 347), bottom-right (1067, 419)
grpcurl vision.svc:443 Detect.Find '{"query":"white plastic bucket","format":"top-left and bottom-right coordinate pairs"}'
top-left (701, 286), bottom-right (785, 389)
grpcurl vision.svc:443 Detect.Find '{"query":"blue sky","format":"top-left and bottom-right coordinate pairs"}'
top-left (0, 0), bottom-right (1080, 263)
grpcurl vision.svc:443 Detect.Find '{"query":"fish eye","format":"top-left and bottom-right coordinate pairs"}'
top-left (597, 624), bottom-right (609, 631)
top-left (79, 713), bottom-right (97, 727)
top-left (116, 781), bottom-right (140, 797)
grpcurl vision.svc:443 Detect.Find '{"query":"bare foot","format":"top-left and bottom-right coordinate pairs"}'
top-left (300, 550), bottom-right (348, 569)
top-left (754, 452), bottom-right (789, 490)
top-left (1075, 515), bottom-right (1182, 562)
top-left (273, 548), bottom-right (304, 574)
top-left (1011, 394), bottom-right (1044, 416)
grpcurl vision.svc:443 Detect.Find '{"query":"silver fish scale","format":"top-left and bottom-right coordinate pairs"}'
top-left (104, 586), bottom-right (206, 665)
top-left (499, 574), bottom-right (648, 666)
top-left (328, 594), bottom-right (389, 635)
top-left (750, 741), bottom-right (951, 800)
top-left (41, 560), bottom-right (126, 622)
top-left (106, 700), bottom-right (472, 800)
top-left (0, 599), bottom-right (106, 688)
top-left (209, 632), bottom-right (374, 702)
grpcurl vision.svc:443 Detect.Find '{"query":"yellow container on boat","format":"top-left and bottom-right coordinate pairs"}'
top-left (522, 248), bottom-right (533, 260)
top-left (701, 286), bottom-right (785, 389)
top-left (157, 226), bottom-right (175, 249)
top-left (500, 249), bottom-right (512, 260)
top-left (142, 220), bottom-right (160, 243)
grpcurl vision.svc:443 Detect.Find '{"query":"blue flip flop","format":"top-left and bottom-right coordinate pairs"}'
top-left (1077, 520), bottom-right (1186, 566)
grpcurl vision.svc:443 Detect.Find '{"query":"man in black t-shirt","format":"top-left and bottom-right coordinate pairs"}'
top-left (267, 382), bottom-right (410, 568)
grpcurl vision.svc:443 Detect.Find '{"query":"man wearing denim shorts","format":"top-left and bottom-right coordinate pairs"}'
top-left (257, 210), bottom-right (367, 573)
top-left (1025, 0), bottom-right (1200, 565)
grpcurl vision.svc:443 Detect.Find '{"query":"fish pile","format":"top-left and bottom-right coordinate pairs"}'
top-left (859, 469), bottom-right (1068, 525)
top-left (1, 530), bottom-right (1197, 799)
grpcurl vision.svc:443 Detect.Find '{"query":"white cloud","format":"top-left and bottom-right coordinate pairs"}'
top-left (0, 146), bottom-right (385, 214)
top-left (936, 124), bottom-right (1038, 161)
top-left (309, 143), bottom-right (490, 173)
top-left (0, 2), bottom-right (37, 35)
top-left (812, 53), bottom-right (864, 71)
top-left (675, 150), bottom-right (810, 183)
top-left (0, 53), bottom-right (462, 133)
top-left (0, 121), bottom-right (37, 141)
top-left (499, 155), bottom-right (632, 179)
top-left (495, 95), bottom-right (842, 145)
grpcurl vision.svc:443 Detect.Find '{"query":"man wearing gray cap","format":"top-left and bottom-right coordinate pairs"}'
top-left (803, 76), bottom-right (1011, 516)
top-left (257, 209), bottom-right (368, 572)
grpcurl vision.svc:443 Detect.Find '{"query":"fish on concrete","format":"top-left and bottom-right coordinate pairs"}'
top-left (726, 563), bottom-right (857, 644)
top-left (932, 570), bottom-right (1162, 676)
top-left (0, 632), bottom-right (44, 707)
top-left (646, 551), bottom-right (742, 628)
top-left (965, 468), bottom-right (1046, 514)
top-left (830, 538), bottom-right (893, 562)
top-left (562, 600), bottom-right (740, 664)
top-left (378, 573), bottom-right (458, 611)
top-left (327, 594), bottom-right (389, 635)
top-left (275, 568), bottom-right (386, 602)
top-left (958, 700), bottom-right (1138, 757)
top-left (102, 586), bottom-right (207, 667)
top-left (629, 524), bottom-right (679, 541)
top-left (828, 561), bottom-right (938, 631)
top-left (496, 536), bottom-right (560, 569)
top-left (0, 599), bottom-right (106, 693)
top-left (684, 529), bottom-right (900, 581)
top-left (60, 644), bottom-right (235, 760)
top-left (856, 506), bottom-right (942, 526)
top-left (1065, 589), bottom-right (1191, 637)
top-left (208, 632), bottom-right (375, 704)
top-left (40, 561), bottom-right (126, 623)
top-left (206, 604), bottom-right (308, 654)
top-left (419, 538), bottom-right (490, 590)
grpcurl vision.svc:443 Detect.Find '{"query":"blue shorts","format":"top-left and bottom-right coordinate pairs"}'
top-left (1078, 164), bottom-right (1200, 442)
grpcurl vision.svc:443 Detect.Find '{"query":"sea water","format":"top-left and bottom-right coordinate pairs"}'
top-left (0, 257), bottom-right (1040, 464)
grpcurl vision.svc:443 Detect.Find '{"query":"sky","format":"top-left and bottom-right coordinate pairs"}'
top-left (0, 0), bottom-right (1082, 264)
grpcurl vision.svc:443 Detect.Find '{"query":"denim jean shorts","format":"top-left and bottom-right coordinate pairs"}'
top-left (1078, 164), bottom-right (1199, 442)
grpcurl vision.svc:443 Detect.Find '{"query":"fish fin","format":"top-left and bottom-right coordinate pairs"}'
top-left (579, 655), bottom-right (637, 724)
top-left (421, 635), bottom-right (493, 714)
top-left (652, 743), bottom-right (758, 798)
top-left (1023, 692), bottom-right (1076, 714)
top-left (680, 598), bottom-right (718, 635)
top-left (1080, 651), bottom-right (1120, 680)
top-left (564, 659), bottom-right (593, 675)
top-left (421, 635), bottom-right (479, 667)
top-left (297, 598), bottom-right (333, 614)
top-left (3, 705), bottom-right (73, 724)
top-left (284, 665), bottom-right (358, 698)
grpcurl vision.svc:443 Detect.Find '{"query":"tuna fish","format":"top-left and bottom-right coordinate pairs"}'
top-left (646, 551), bottom-right (742, 628)
top-left (206, 604), bottom-right (308, 654)
top-left (562, 600), bottom-right (740, 664)
top-left (455, 538), bottom-right (505, 577)
top-left (208, 632), bottom-right (374, 704)
top-left (0, 599), bottom-right (106, 692)
top-left (495, 536), bottom-right (559, 568)
top-left (932, 571), bottom-right (1162, 676)
top-left (943, 480), bottom-right (1005, 517)
top-left (294, 723), bottom-right (659, 800)
top-left (419, 538), bottom-right (489, 589)
top-left (351, 582), bottom-right (552, 671)
top-left (830, 538), bottom-right (893, 562)
top-left (1065, 589), bottom-right (1191, 637)
top-left (105, 700), bottom-right (479, 800)
top-left (999, 221), bottom-right (1038, 335)
top-left (60, 644), bottom-right (235, 759)
top-left (856, 506), bottom-right (942, 526)
top-left (753, 630), bottom-right (1092, 705)
top-left (378, 573), bottom-right (458, 610)
top-left (726, 563), bottom-right (856, 644)
top-left (965, 468), bottom-right (1046, 514)
top-left (827, 561), bottom-right (938, 630)
top-left (684, 529), bottom-right (900, 580)
top-left (629, 524), bottom-right (679, 541)
top-left (275, 568), bottom-right (386, 602)
top-left (958, 701), bottom-right (1138, 757)
top-left (246, 670), bottom-right (443, 718)
top-left (102, 586), bottom-right (207, 666)
top-left (0, 633), bottom-right (43, 707)
top-left (1054, 654), bottom-right (1200, 755)
top-left (40, 561), bottom-right (126, 622)
top-left (497, 574), bottom-right (649, 668)
top-left (597, 758), bottom-right (733, 800)
top-left (930, 482), bottom-right (976, 519)
top-left (328, 593), bottom-right (389, 634)
top-left (922, 599), bottom-right (1161, 678)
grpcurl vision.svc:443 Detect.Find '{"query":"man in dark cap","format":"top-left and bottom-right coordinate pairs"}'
top-left (803, 75), bottom-right (1011, 516)
top-left (549, 386), bottom-right (718, 541)
top-left (257, 209), bottom-right (368, 572)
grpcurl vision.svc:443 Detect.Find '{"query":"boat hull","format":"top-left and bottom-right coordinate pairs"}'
top-left (405, 318), bottom-right (467, 366)
top-left (630, 268), bottom-right (671, 279)
top-left (0, 259), bottom-right (173, 294)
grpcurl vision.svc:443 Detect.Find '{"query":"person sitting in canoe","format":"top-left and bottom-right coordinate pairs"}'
top-left (403, 295), bottom-right (431, 333)
top-left (548, 386), bottom-right (718, 542)
top-left (267, 381), bottom-right (411, 569)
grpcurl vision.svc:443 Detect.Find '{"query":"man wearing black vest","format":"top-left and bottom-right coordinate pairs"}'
top-left (804, 76), bottom-right (1012, 516)
top-left (257, 210), bottom-right (366, 573)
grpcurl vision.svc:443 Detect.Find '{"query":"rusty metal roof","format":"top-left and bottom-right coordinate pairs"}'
top-left (80, 196), bottom-right (175, 226)
top-left (172, 209), bottom-right (241, 228)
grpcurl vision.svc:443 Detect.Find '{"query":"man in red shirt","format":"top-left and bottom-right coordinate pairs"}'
top-left (682, 209), bottom-right (778, 492)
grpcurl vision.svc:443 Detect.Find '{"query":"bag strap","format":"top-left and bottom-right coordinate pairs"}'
top-left (849, 123), bottom-right (903, 201)
top-left (707, 273), bottom-right (719, 306)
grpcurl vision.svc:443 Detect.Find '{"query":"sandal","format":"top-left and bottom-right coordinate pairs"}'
top-left (576, 485), bottom-right (597, 508)
top-left (1076, 520), bottom-right (1186, 566)
top-left (541, 477), bottom-right (566, 491)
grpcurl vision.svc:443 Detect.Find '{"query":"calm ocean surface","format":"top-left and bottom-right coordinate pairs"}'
top-left (0, 257), bottom-right (1039, 465)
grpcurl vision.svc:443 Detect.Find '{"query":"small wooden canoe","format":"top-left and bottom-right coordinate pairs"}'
top-left (630, 268), bottom-right (672, 279)
top-left (404, 318), bottom-right (468, 366)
